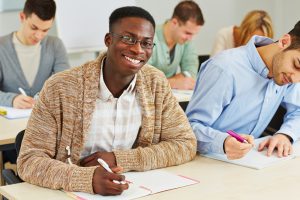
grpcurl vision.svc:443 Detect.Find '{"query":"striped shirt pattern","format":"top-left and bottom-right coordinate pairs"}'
top-left (80, 60), bottom-right (142, 158)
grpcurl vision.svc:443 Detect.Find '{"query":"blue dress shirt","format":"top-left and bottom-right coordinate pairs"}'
top-left (186, 36), bottom-right (300, 154)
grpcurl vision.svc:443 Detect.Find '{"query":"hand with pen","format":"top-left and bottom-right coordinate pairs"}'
top-left (80, 152), bottom-right (129, 195)
top-left (13, 88), bottom-right (35, 109)
top-left (13, 95), bottom-right (35, 109)
top-left (224, 131), bottom-right (254, 160)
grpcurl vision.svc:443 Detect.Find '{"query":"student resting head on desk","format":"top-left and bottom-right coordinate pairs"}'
top-left (147, 0), bottom-right (204, 90)
top-left (186, 21), bottom-right (300, 160)
top-left (0, 0), bottom-right (70, 109)
top-left (17, 6), bottom-right (197, 196)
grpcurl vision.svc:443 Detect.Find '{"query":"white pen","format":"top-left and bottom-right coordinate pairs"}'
top-left (97, 158), bottom-right (126, 184)
top-left (18, 87), bottom-right (28, 96)
top-left (182, 71), bottom-right (192, 78)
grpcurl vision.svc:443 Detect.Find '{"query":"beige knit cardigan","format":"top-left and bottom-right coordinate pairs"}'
top-left (17, 51), bottom-right (197, 194)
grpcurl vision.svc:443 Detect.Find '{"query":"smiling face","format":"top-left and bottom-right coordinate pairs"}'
top-left (105, 17), bottom-right (154, 77)
top-left (272, 49), bottom-right (300, 85)
top-left (18, 12), bottom-right (53, 45)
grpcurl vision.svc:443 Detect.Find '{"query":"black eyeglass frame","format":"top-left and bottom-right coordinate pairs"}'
top-left (110, 32), bottom-right (155, 49)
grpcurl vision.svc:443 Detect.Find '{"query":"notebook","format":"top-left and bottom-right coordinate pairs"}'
top-left (202, 136), bottom-right (300, 169)
top-left (0, 106), bottom-right (32, 119)
top-left (69, 169), bottom-right (199, 200)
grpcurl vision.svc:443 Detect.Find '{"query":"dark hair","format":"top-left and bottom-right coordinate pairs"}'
top-left (109, 6), bottom-right (155, 32)
top-left (23, 0), bottom-right (56, 20)
top-left (286, 21), bottom-right (300, 51)
top-left (172, 0), bottom-right (204, 25)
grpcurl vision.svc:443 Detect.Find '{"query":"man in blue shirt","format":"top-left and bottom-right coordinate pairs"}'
top-left (186, 21), bottom-right (300, 160)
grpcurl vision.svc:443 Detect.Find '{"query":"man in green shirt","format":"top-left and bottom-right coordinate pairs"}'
top-left (148, 0), bottom-right (204, 89)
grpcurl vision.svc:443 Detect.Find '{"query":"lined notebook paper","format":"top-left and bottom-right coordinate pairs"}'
top-left (70, 169), bottom-right (199, 200)
top-left (0, 106), bottom-right (31, 119)
top-left (202, 136), bottom-right (300, 169)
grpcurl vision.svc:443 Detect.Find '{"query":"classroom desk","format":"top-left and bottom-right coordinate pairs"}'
top-left (0, 117), bottom-right (28, 146)
top-left (0, 117), bottom-right (28, 185)
top-left (172, 89), bottom-right (193, 111)
top-left (0, 154), bottom-right (300, 200)
top-left (172, 89), bottom-right (193, 102)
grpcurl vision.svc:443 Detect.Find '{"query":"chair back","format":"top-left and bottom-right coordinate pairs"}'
top-left (198, 55), bottom-right (210, 71)
top-left (2, 130), bottom-right (25, 185)
top-left (15, 130), bottom-right (25, 157)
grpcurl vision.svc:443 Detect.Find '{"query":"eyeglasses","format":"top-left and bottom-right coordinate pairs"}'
top-left (110, 32), bottom-right (155, 49)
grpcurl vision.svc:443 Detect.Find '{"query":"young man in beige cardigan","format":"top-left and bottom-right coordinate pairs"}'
top-left (17, 6), bottom-right (196, 196)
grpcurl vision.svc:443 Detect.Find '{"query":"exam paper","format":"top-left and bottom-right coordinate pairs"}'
top-left (71, 169), bottom-right (198, 200)
top-left (202, 136), bottom-right (299, 169)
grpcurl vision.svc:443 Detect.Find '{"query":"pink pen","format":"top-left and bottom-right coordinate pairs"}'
top-left (226, 130), bottom-right (249, 143)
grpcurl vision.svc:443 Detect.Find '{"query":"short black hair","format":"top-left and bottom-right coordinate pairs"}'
top-left (109, 6), bottom-right (155, 32)
top-left (23, 0), bottom-right (56, 20)
top-left (285, 21), bottom-right (300, 51)
top-left (172, 0), bottom-right (204, 25)
top-left (288, 21), bottom-right (300, 37)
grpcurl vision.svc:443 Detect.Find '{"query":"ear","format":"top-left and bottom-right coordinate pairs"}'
top-left (104, 33), bottom-right (112, 47)
top-left (171, 18), bottom-right (179, 26)
top-left (19, 12), bottom-right (26, 22)
top-left (278, 34), bottom-right (292, 49)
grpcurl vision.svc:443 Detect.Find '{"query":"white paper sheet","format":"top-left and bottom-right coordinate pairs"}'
top-left (0, 106), bottom-right (31, 119)
top-left (202, 136), bottom-right (299, 169)
top-left (71, 169), bottom-right (198, 200)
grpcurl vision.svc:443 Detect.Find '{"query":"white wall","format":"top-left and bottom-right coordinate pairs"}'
top-left (0, 0), bottom-right (299, 65)
top-left (137, 0), bottom-right (300, 54)
top-left (0, 11), bottom-right (20, 36)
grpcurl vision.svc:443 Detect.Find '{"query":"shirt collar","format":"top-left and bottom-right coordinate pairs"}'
top-left (156, 22), bottom-right (168, 45)
top-left (246, 35), bottom-right (274, 78)
top-left (99, 58), bottom-right (137, 101)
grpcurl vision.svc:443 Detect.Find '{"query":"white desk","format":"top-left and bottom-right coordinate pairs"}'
top-left (0, 117), bottom-right (28, 145)
top-left (172, 89), bottom-right (193, 102)
top-left (1, 155), bottom-right (300, 200)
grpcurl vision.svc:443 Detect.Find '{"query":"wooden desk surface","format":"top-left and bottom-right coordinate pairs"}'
top-left (0, 117), bottom-right (28, 145)
top-left (1, 155), bottom-right (299, 200)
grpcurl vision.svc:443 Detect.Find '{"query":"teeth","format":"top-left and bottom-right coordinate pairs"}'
top-left (125, 56), bottom-right (141, 64)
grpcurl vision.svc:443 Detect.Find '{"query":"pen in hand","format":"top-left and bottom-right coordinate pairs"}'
top-left (227, 130), bottom-right (249, 144)
top-left (97, 158), bottom-right (126, 184)
top-left (18, 87), bottom-right (28, 96)
top-left (182, 71), bottom-right (192, 78)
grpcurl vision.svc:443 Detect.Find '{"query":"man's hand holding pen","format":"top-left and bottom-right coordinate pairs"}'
top-left (81, 151), bottom-right (129, 195)
top-left (224, 132), bottom-right (254, 160)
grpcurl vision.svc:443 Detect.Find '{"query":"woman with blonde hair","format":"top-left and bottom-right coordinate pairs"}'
top-left (211, 10), bottom-right (273, 56)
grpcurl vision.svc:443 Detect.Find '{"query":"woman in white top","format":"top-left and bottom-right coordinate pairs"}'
top-left (211, 10), bottom-right (273, 56)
